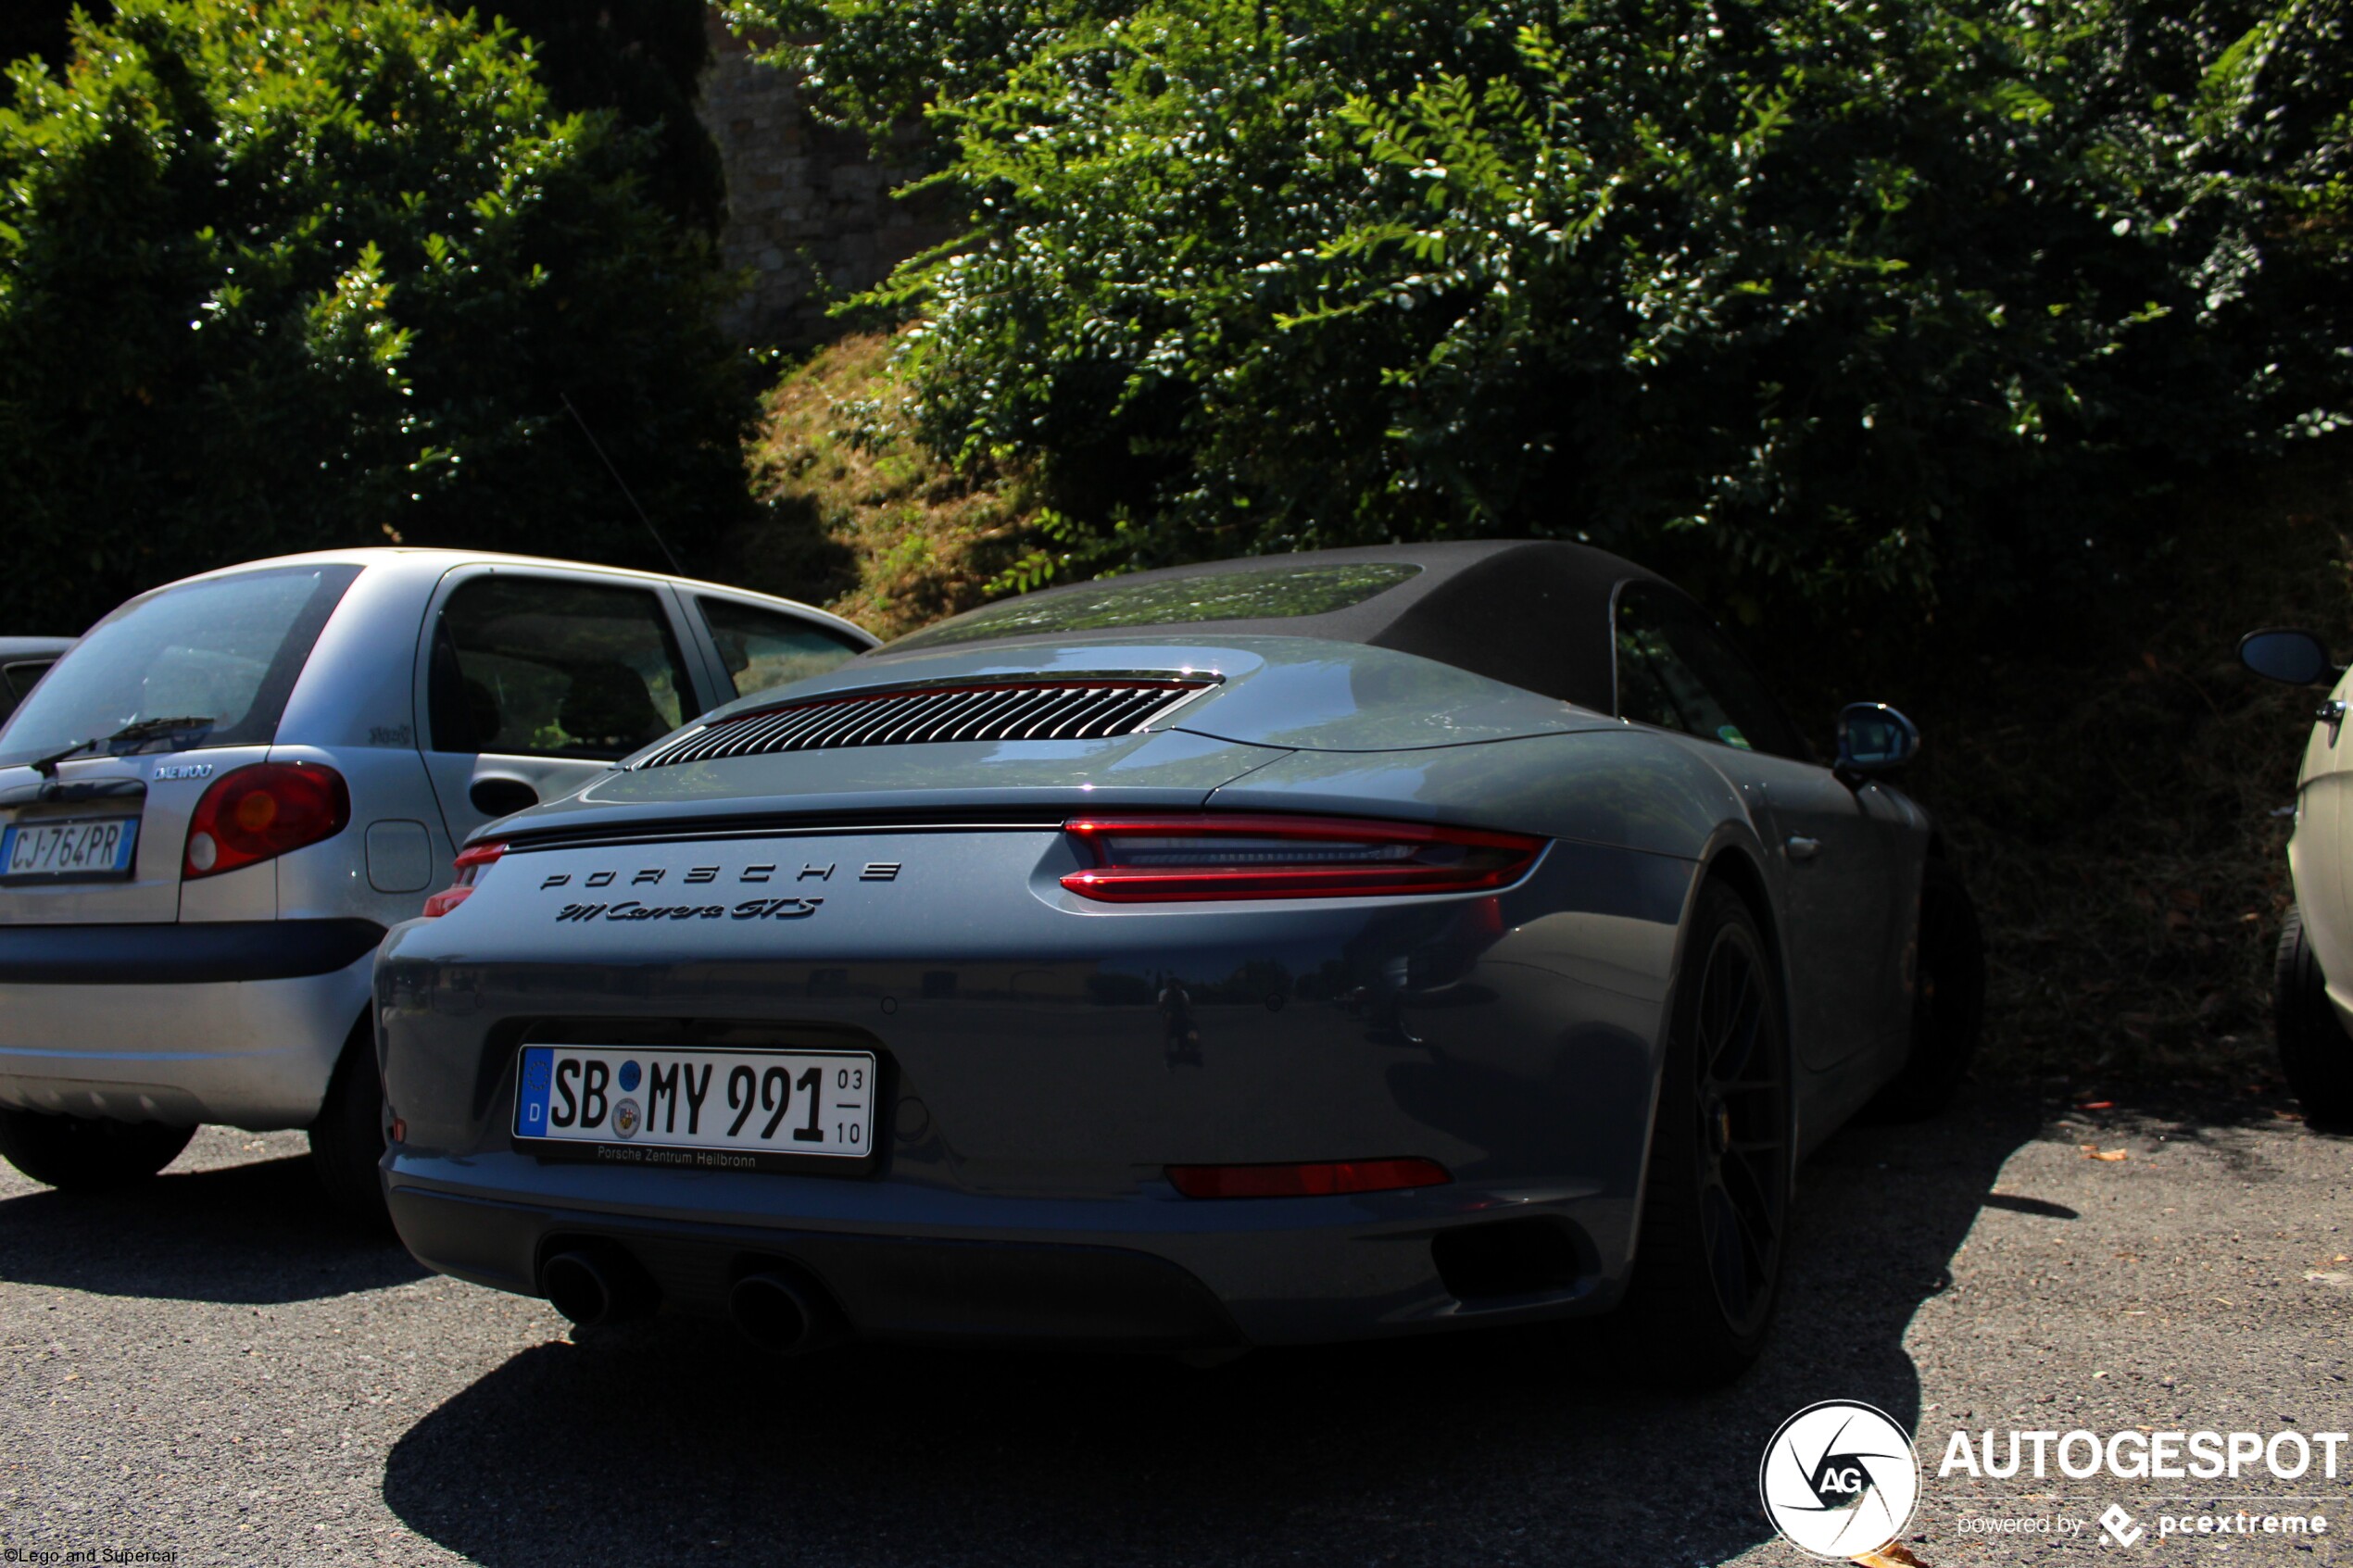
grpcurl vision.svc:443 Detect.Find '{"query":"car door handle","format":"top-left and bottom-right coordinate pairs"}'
top-left (1785, 835), bottom-right (1822, 861)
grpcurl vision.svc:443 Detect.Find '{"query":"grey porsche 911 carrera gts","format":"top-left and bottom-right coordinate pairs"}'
top-left (376, 541), bottom-right (1982, 1384)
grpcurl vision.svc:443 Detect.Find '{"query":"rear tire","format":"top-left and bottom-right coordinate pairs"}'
top-left (308, 1022), bottom-right (391, 1233)
top-left (0, 1109), bottom-right (194, 1190)
top-left (1605, 880), bottom-right (1793, 1388)
top-left (1864, 859), bottom-right (1986, 1123)
top-left (2275, 904), bottom-right (2353, 1128)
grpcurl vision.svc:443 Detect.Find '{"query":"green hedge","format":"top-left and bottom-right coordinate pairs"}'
top-left (0, 0), bottom-right (750, 634)
top-left (730, 0), bottom-right (2353, 629)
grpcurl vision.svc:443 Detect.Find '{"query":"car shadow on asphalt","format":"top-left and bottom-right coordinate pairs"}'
top-left (379, 1084), bottom-right (2050, 1567)
top-left (0, 1153), bottom-right (425, 1304)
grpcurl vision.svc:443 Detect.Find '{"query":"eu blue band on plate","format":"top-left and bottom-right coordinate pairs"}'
top-left (516, 1047), bottom-right (554, 1135)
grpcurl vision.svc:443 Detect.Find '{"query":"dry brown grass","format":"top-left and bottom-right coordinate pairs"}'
top-left (714, 329), bottom-right (1041, 639)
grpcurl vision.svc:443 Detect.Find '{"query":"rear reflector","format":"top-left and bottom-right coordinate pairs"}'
top-left (422, 840), bottom-right (505, 918)
top-left (1165, 1158), bottom-right (1452, 1199)
top-left (1061, 814), bottom-right (1542, 902)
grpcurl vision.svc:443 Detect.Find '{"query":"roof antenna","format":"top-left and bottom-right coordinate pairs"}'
top-left (560, 391), bottom-right (686, 575)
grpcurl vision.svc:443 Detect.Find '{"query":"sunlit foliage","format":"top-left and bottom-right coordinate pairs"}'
top-left (0, 0), bottom-right (749, 633)
top-left (729, 0), bottom-right (2353, 624)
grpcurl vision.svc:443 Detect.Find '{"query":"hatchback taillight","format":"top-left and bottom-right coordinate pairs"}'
top-left (1059, 814), bottom-right (1543, 902)
top-left (182, 762), bottom-right (350, 881)
top-left (422, 841), bottom-right (505, 918)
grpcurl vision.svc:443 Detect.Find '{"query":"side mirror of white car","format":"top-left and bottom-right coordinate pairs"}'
top-left (1835, 702), bottom-right (1920, 776)
top-left (2239, 628), bottom-right (2338, 687)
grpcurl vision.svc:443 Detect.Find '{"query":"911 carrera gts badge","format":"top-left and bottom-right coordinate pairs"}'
top-left (553, 897), bottom-right (824, 923)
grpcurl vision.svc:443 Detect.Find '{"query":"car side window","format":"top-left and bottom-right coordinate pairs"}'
top-left (2, 659), bottom-right (55, 704)
top-left (698, 597), bottom-right (865, 699)
top-left (428, 577), bottom-right (694, 759)
top-left (1613, 584), bottom-right (1808, 759)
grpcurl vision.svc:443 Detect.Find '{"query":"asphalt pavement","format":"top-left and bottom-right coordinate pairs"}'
top-left (1, 1085), bottom-right (2347, 1566)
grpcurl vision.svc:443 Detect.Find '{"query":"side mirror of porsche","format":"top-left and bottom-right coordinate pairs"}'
top-left (1835, 702), bottom-right (1919, 776)
top-left (2238, 628), bottom-right (2337, 687)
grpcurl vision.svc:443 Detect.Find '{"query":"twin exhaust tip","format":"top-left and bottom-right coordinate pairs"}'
top-left (542, 1247), bottom-right (842, 1355)
top-left (540, 1248), bottom-right (656, 1331)
top-left (727, 1269), bottom-right (838, 1356)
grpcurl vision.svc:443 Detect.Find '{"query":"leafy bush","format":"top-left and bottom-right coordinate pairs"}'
top-left (462, 0), bottom-right (725, 233)
top-left (0, 0), bottom-right (750, 634)
top-left (728, 0), bottom-right (2353, 629)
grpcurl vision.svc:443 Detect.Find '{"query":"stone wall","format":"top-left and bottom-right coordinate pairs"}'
top-left (698, 14), bottom-right (960, 346)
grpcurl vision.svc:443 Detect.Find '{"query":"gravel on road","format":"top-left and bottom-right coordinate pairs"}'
top-left (1, 1085), bottom-right (2346, 1566)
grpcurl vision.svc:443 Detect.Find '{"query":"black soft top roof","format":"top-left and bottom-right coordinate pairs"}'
top-left (881, 540), bottom-right (1675, 714)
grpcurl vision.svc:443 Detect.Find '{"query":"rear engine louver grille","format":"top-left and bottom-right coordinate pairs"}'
top-left (633, 678), bottom-right (1216, 769)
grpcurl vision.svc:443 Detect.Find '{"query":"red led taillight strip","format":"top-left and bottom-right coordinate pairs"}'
top-left (1059, 814), bottom-right (1543, 902)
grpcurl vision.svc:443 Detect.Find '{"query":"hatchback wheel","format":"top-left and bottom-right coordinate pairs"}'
top-left (309, 1022), bottom-right (391, 1233)
top-left (0, 1108), bottom-right (195, 1190)
top-left (2276, 904), bottom-right (2353, 1127)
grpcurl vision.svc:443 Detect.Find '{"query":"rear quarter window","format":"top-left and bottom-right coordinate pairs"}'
top-left (700, 596), bottom-right (866, 699)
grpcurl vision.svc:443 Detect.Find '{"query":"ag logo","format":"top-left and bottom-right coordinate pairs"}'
top-left (1758, 1400), bottom-right (1919, 1559)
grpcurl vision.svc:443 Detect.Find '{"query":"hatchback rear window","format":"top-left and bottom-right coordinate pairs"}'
top-left (0, 564), bottom-right (360, 768)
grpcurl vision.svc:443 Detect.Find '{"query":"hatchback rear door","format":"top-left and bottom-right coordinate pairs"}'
top-left (414, 565), bottom-right (723, 848)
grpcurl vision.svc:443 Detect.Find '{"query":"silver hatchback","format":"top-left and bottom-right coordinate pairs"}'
top-left (0, 549), bottom-right (872, 1223)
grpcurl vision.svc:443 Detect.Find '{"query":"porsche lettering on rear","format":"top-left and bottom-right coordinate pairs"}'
top-left (538, 860), bottom-right (900, 890)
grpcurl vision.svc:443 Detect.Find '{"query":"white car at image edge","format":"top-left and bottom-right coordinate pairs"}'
top-left (2241, 624), bottom-right (2353, 1124)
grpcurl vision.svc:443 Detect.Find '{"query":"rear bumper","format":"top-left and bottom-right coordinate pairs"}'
top-left (385, 1155), bottom-right (1619, 1348)
top-left (376, 830), bottom-right (1692, 1346)
top-left (0, 925), bottom-right (379, 1127)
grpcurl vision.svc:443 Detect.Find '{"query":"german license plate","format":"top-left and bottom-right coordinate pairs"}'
top-left (513, 1045), bottom-right (878, 1170)
top-left (0, 816), bottom-right (140, 882)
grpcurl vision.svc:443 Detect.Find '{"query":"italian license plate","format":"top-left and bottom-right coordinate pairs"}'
top-left (0, 816), bottom-right (140, 882)
top-left (513, 1045), bottom-right (878, 1171)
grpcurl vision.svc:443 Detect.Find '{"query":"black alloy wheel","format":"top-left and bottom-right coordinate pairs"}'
top-left (1602, 881), bottom-right (1793, 1387)
top-left (1691, 913), bottom-right (1791, 1339)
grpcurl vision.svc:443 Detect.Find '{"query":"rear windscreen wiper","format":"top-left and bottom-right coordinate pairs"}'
top-left (30, 715), bottom-right (217, 777)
